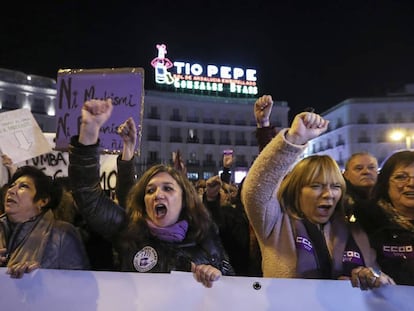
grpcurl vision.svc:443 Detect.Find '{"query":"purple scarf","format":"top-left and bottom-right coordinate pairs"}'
top-left (146, 219), bottom-right (189, 242)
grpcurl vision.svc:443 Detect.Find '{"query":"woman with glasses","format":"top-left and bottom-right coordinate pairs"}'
top-left (355, 150), bottom-right (414, 285)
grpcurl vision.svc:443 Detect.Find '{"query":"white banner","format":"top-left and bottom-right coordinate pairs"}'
top-left (0, 268), bottom-right (412, 311)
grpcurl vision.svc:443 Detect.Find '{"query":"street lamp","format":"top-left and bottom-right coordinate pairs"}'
top-left (389, 129), bottom-right (414, 149)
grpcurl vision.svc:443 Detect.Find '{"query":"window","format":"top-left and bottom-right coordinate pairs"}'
top-left (394, 112), bottom-right (404, 123)
top-left (148, 151), bottom-right (159, 164)
top-left (377, 112), bottom-right (388, 124)
top-left (219, 131), bottom-right (231, 145)
top-left (235, 155), bottom-right (248, 167)
top-left (148, 106), bottom-right (160, 119)
top-left (357, 131), bottom-right (371, 143)
top-left (147, 125), bottom-right (160, 141)
top-left (336, 134), bottom-right (345, 146)
top-left (170, 108), bottom-right (182, 121)
top-left (187, 128), bottom-right (199, 143)
top-left (31, 97), bottom-right (46, 113)
top-left (235, 132), bottom-right (246, 145)
top-left (335, 118), bottom-right (343, 129)
top-left (203, 130), bottom-right (215, 144)
top-left (203, 153), bottom-right (215, 167)
top-left (170, 127), bottom-right (182, 142)
top-left (3, 93), bottom-right (17, 109)
top-left (326, 139), bottom-right (333, 149)
top-left (186, 152), bottom-right (199, 165)
top-left (357, 113), bottom-right (369, 124)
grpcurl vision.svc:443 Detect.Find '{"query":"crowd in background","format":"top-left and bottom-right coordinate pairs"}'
top-left (1, 94), bottom-right (413, 289)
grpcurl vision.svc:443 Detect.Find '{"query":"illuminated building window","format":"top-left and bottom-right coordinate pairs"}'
top-left (187, 129), bottom-right (199, 143)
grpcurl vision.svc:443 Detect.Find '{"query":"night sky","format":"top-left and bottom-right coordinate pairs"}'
top-left (2, 1), bottom-right (414, 120)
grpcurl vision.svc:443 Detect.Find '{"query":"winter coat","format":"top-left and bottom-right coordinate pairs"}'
top-left (0, 210), bottom-right (89, 270)
top-left (355, 199), bottom-right (414, 285)
top-left (242, 128), bottom-right (380, 279)
top-left (68, 137), bottom-right (234, 276)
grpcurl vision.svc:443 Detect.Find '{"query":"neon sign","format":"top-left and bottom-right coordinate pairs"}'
top-left (150, 43), bottom-right (258, 96)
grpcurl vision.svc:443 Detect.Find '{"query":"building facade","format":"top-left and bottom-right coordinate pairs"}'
top-left (5, 67), bottom-right (412, 177)
top-left (307, 91), bottom-right (414, 169)
top-left (0, 68), bottom-right (290, 182)
top-left (0, 68), bottom-right (57, 132)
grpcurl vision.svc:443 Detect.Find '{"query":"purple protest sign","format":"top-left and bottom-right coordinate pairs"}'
top-left (55, 67), bottom-right (144, 154)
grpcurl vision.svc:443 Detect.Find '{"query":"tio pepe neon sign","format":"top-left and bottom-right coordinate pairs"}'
top-left (150, 43), bottom-right (258, 96)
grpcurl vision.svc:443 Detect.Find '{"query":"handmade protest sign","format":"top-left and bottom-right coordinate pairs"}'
top-left (0, 108), bottom-right (52, 163)
top-left (55, 67), bottom-right (144, 154)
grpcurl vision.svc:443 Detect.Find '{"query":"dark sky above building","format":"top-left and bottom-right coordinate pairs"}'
top-left (2, 1), bottom-right (414, 120)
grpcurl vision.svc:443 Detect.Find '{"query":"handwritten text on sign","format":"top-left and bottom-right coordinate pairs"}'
top-left (55, 68), bottom-right (144, 153)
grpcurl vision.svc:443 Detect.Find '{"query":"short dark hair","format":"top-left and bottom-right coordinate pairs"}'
top-left (9, 166), bottom-right (62, 210)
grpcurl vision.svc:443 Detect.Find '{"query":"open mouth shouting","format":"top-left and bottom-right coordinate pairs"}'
top-left (155, 204), bottom-right (167, 218)
top-left (316, 204), bottom-right (334, 218)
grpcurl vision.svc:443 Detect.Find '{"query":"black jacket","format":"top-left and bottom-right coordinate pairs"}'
top-left (355, 199), bottom-right (414, 285)
top-left (68, 136), bottom-right (234, 275)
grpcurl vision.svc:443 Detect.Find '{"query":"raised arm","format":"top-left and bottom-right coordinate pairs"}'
top-left (79, 99), bottom-right (113, 145)
top-left (242, 112), bottom-right (329, 238)
top-left (116, 117), bottom-right (138, 208)
top-left (254, 95), bottom-right (278, 152)
top-left (69, 99), bottom-right (127, 239)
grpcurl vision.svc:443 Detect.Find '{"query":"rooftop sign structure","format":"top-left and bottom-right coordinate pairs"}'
top-left (150, 43), bottom-right (258, 97)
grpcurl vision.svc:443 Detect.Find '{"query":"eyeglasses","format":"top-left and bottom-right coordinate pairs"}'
top-left (390, 172), bottom-right (414, 185)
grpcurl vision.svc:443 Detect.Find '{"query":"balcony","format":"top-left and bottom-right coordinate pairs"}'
top-left (170, 115), bottom-right (182, 121)
top-left (186, 159), bottom-right (200, 166)
top-left (186, 137), bottom-right (199, 143)
top-left (357, 137), bottom-right (371, 143)
top-left (218, 119), bottom-right (231, 125)
top-left (202, 138), bottom-right (216, 144)
top-left (336, 140), bottom-right (345, 146)
top-left (235, 140), bottom-right (247, 146)
top-left (219, 139), bottom-right (232, 145)
top-left (234, 120), bottom-right (247, 126)
top-left (147, 113), bottom-right (160, 119)
top-left (235, 160), bottom-right (248, 167)
top-left (169, 136), bottom-right (183, 143)
top-left (186, 116), bottom-right (199, 122)
top-left (203, 160), bottom-right (216, 167)
top-left (203, 118), bottom-right (215, 124)
top-left (147, 135), bottom-right (161, 141)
